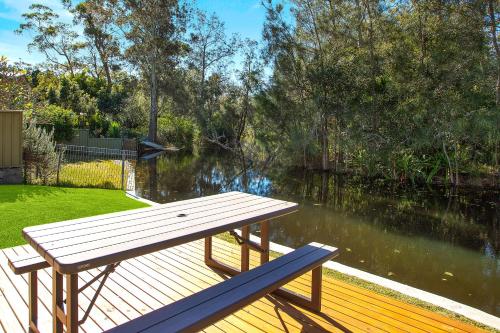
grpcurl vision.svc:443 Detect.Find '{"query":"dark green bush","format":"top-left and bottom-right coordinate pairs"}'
top-left (35, 105), bottom-right (77, 141)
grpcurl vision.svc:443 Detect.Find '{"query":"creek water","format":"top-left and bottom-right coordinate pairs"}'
top-left (134, 152), bottom-right (499, 316)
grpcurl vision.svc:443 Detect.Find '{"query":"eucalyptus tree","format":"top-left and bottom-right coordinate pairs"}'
top-left (73, 0), bottom-right (121, 91)
top-left (188, 10), bottom-right (240, 136)
top-left (235, 39), bottom-right (263, 146)
top-left (16, 4), bottom-right (85, 76)
top-left (116, 0), bottom-right (189, 142)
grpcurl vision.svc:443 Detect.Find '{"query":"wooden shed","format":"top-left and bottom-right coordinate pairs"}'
top-left (0, 110), bottom-right (23, 183)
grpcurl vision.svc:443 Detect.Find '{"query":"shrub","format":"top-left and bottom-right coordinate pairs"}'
top-left (88, 112), bottom-right (110, 137)
top-left (158, 113), bottom-right (198, 152)
top-left (108, 121), bottom-right (121, 138)
top-left (23, 121), bottom-right (60, 185)
top-left (35, 105), bottom-right (77, 141)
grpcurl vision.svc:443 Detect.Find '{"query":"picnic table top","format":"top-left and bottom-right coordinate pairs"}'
top-left (23, 191), bottom-right (298, 274)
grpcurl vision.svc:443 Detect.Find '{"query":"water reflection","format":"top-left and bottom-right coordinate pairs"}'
top-left (135, 152), bottom-right (499, 316)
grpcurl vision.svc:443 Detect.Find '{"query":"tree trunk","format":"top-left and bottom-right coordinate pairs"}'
top-left (94, 33), bottom-right (112, 92)
top-left (454, 143), bottom-right (459, 186)
top-left (102, 57), bottom-right (112, 92)
top-left (354, 0), bottom-right (363, 48)
top-left (148, 65), bottom-right (158, 143)
top-left (321, 114), bottom-right (329, 171)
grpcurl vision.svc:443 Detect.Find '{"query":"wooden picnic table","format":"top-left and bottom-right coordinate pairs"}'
top-left (23, 191), bottom-right (298, 333)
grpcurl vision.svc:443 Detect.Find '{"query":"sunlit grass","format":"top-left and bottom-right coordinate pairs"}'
top-left (0, 185), bottom-right (149, 248)
top-left (58, 160), bottom-right (129, 189)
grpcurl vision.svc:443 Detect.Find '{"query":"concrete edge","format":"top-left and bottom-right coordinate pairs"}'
top-left (232, 230), bottom-right (500, 331)
top-left (125, 191), bottom-right (161, 207)
top-left (125, 192), bottom-right (500, 330)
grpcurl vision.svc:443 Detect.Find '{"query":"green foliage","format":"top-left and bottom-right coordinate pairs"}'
top-left (88, 111), bottom-right (110, 137)
top-left (0, 56), bottom-right (32, 110)
top-left (158, 113), bottom-right (198, 152)
top-left (35, 104), bottom-right (77, 141)
top-left (6, 0), bottom-right (499, 186)
top-left (257, 0), bottom-right (499, 182)
top-left (117, 89), bottom-right (149, 136)
top-left (108, 121), bottom-right (121, 138)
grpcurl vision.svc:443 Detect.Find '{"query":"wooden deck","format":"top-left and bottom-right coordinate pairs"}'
top-left (0, 238), bottom-right (484, 333)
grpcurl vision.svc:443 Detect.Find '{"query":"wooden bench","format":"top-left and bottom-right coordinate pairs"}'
top-left (6, 246), bottom-right (50, 333)
top-left (106, 242), bottom-right (338, 333)
top-left (7, 248), bottom-right (49, 274)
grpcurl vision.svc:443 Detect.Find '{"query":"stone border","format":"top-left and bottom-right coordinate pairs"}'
top-left (125, 192), bottom-right (500, 330)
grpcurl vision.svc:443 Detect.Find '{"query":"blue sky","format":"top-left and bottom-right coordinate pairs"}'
top-left (0, 0), bottom-right (268, 65)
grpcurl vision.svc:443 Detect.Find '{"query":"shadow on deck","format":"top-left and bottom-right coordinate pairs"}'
top-left (0, 238), bottom-right (484, 332)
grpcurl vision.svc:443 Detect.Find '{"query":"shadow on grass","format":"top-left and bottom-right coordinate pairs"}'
top-left (0, 185), bottom-right (70, 203)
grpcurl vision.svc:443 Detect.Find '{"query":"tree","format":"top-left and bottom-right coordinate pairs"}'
top-left (73, 0), bottom-right (120, 91)
top-left (487, 0), bottom-right (500, 166)
top-left (117, 0), bottom-right (189, 142)
top-left (235, 39), bottom-right (262, 145)
top-left (16, 4), bottom-right (85, 75)
top-left (188, 10), bottom-right (240, 136)
top-left (0, 57), bottom-right (33, 110)
top-left (262, 0), bottom-right (356, 170)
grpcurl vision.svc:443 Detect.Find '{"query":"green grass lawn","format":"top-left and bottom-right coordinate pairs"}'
top-left (0, 185), bottom-right (149, 249)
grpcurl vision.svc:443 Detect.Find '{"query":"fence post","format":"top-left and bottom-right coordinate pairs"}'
top-left (121, 150), bottom-right (125, 191)
top-left (56, 150), bottom-right (62, 186)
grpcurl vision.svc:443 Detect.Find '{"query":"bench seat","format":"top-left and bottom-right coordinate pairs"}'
top-left (6, 246), bottom-right (49, 275)
top-left (106, 242), bottom-right (338, 333)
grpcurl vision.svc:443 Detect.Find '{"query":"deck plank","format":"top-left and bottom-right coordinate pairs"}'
top-left (208, 239), bottom-right (480, 333)
top-left (0, 239), bottom-right (487, 333)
